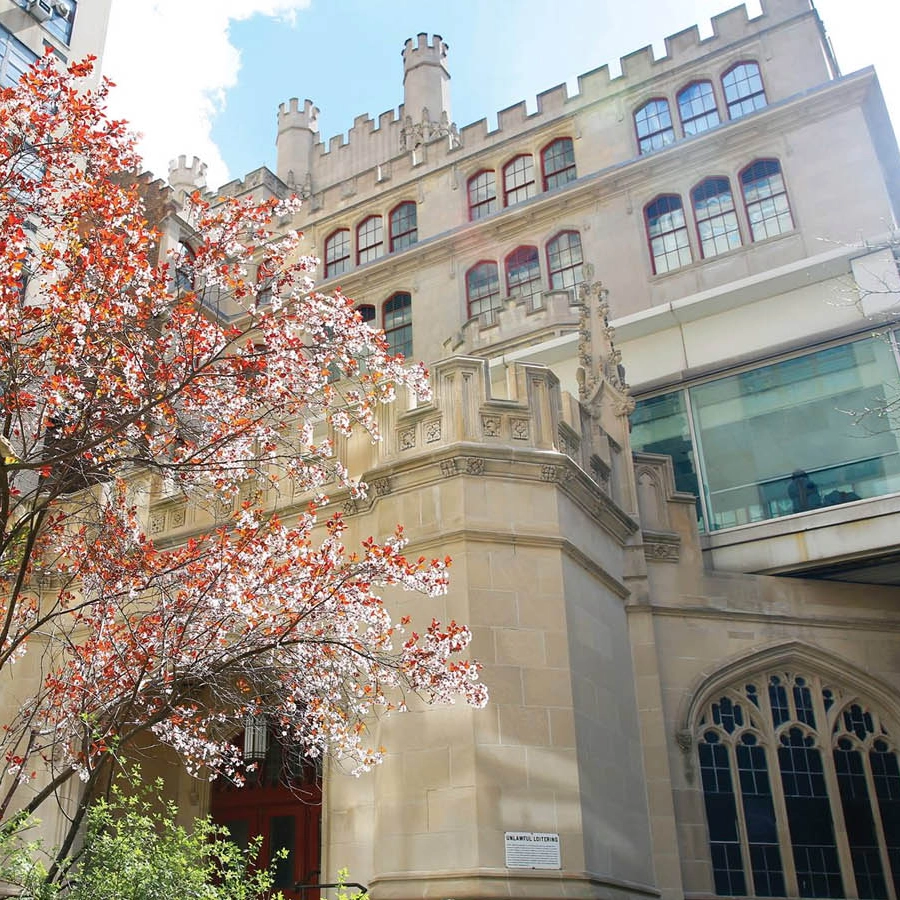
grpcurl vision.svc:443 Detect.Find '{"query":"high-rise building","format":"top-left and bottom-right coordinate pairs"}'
top-left (0, 0), bottom-right (112, 86)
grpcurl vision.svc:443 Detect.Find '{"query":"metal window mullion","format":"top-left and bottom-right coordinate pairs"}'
top-left (683, 389), bottom-right (714, 531)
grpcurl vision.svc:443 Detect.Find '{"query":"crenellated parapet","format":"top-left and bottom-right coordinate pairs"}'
top-left (217, 0), bottom-right (816, 207)
top-left (168, 154), bottom-right (208, 204)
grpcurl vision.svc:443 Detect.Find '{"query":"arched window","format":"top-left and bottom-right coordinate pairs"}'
top-left (546, 231), bottom-right (583, 292)
top-left (645, 195), bottom-right (692, 274)
top-left (383, 293), bottom-right (412, 357)
top-left (389, 202), bottom-right (417, 252)
top-left (356, 304), bottom-right (376, 324)
top-left (255, 262), bottom-right (273, 307)
top-left (741, 159), bottom-right (794, 241)
top-left (173, 241), bottom-right (195, 293)
top-left (722, 62), bottom-right (767, 119)
top-left (695, 670), bottom-right (900, 898)
top-left (502, 155), bottom-right (536, 206)
top-left (324, 229), bottom-right (350, 279)
top-left (692, 178), bottom-right (741, 258)
top-left (635, 99), bottom-right (675, 154)
top-left (356, 215), bottom-right (384, 264)
top-left (467, 170), bottom-right (497, 220)
top-left (505, 246), bottom-right (542, 309)
top-left (678, 81), bottom-right (720, 135)
top-left (541, 138), bottom-right (576, 191)
top-left (466, 261), bottom-right (501, 322)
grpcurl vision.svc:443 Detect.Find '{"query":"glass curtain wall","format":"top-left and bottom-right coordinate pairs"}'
top-left (631, 334), bottom-right (900, 531)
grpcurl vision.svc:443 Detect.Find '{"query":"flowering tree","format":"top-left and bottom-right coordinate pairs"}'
top-left (0, 55), bottom-right (486, 876)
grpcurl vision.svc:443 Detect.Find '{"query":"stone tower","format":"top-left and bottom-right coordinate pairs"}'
top-left (275, 98), bottom-right (319, 191)
top-left (400, 33), bottom-right (454, 150)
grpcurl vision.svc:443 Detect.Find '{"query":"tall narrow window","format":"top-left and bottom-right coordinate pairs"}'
top-left (173, 242), bottom-right (195, 294)
top-left (635, 99), bottom-right (675, 154)
top-left (645, 195), bottom-right (692, 274)
top-left (722, 62), bottom-right (767, 119)
top-left (678, 81), bottom-right (720, 135)
top-left (541, 138), bottom-right (577, 191)
top-left (467, 170), bottom-right (497, 220)
top-left (383, 293), bottom-right (412, 358)
top-left (389, 202), bottom-right (417, 252)
top-left (696, 671), bottom-right (900, 898)
top-left (466, 261), bottom-right (501, 323)
top-left (741, 159), bottom-right (794, 241)
top-left (356, 216), bottom-right (384, 264)
top-left (692, 178), bottom-right (741, 258)
top-left (502, 155), bottom-right (536, 206)
top-left (505, 246), bottom-right (542, 309)
top-left (546, 231), bottom-right (584, 292)
top-left (324, 229), bottom-right (350, 279)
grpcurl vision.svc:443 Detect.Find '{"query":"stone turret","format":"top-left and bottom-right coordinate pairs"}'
top-left (167, 154), bottom-right (207, 205)
top-left (400, 34), bottom-right (457, 150)
top-left (275, 98), bottom-right (319, 193)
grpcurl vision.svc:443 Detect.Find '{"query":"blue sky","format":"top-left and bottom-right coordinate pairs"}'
top-left (104, 0), bottom-right (900, 188)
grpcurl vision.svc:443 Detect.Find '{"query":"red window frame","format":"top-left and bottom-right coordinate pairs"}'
top-left (356, 304), bottom-right (376, 324)
top-left (541, 138), bottom-right (576, 191)
top-left (546, 231), bottom-right (584, 292)
top-left (502, 154), bottom-right (536, 206)
top-left (467, 170), bottom-right (497, 220)
top-left (740, 159), bottom-right (794, 241)
top-left (645, 195), bottom-right (692, 275)
top-left (691, 177), bottom-right (742, 258)
top-left (465, 260), bottom-right (501, 321)
top-left (383, 292), bottom-right (412, 358)
top-left (677, 81), bottom-right (720, 135)
top-left (635, 98), bottom-right (675, 155)
top-left (356, 215), bottom-right (384, 265)
top-left (389, 202), bottom-right (417, 252)
top-left (505, 246), bottom-right (542, 308)
top-left (722, 61), bottom-right (767, 120)
top-left (324, 229), bottom-right (350, 279)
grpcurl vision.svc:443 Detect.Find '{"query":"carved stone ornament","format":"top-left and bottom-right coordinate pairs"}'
top-left (150, 513), bottom-right (165, 535)
top-left (644, 541), bottom-right (679, 562)
top-left (541, 465), bottom-right (563, 482)
top-left (425, 419), bottom-right (442, 443)
top-left (511, 418), bottom-right (530, 441)
top-left (171, 507), bottom-right (186, 528)
top-left (440, 458), bottom-right (458, 477)
top-left (481, 414), bottom-right (501, 438)
top-left (342, 499), bottom-right (358, 516)
top-left (373, 477), bottom-right (393, 497)
top-left (398, 427), bottom-right (416, 451)
top-left (465, 457), bottom-right (485, 475)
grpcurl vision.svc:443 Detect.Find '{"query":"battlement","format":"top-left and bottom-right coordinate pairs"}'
top-left (401, 33), bottom-right (449, 75)
top-left (168, 154), bottom-right (208, 194)
top-left (277, 97), bottom-right (320, 134)
top-left (221, 0), bottom-right (820, 208)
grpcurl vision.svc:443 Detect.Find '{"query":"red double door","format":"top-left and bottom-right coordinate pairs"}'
top-left (210, 777), bottom-right (322, 900)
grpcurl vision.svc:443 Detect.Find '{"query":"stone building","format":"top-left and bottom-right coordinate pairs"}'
top-left (10, 0), bottom-right (900, 897)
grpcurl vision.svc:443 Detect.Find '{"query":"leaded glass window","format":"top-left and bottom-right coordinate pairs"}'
top-left (697, 671), bottom-right (900, 898)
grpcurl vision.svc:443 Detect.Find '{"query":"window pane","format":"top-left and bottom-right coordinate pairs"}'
top-left (679, 81), bottom-right (720, 135)
top-left (635, 99), bottom-right (675, 154)
top-left (778, 730), bottom-right (844, 898)
top-left (467, 263), bottom-right (500, 322)
top-left (384, 293), bottom-right (412, 357)
top-left (835, 741), bottom-right (888, 899)
top-left (700, 740), bottom-right (747, 895)
top-left (390, 202), bottom-right (417, 251)
top-left (542, 138), bottom-right (576, 190)
top-left (547, 232), bottom-right (584, 291)
top-left (693, 178), bottom-right (741, 258)
top-left (631, 390), bottom-right (703, 526)
top-left (506, 246), bottom-right (542, 309)
top-left (723, 62), bottom-right (767, 119)
top-left (325, 230), bottom-right (350, 278)
top-left (689, 337), bottom-right (900, 529)
top-left (0, 24), bottom-right (38, 88)
top-left (357, 216), bottom-right (384, 264)
top-left (871, 743), bottom-right (900, 894)
top-left (503, 155), bottom-right (536, 206)
top-left (468, 171), bottom-right (497, 219)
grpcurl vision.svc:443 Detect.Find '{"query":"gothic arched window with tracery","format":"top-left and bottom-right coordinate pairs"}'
top-left (696, 671), bottom-right (900, 899)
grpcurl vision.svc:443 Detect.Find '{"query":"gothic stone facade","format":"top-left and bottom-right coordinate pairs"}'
top-left (152, 1), bottom-right (900, 898)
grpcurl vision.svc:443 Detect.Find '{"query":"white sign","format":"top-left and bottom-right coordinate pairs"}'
top-left (504, 831), bottom-right (561, 869)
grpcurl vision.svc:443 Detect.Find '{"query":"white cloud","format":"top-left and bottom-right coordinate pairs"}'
top-left (103, 0), bottom-right (309, 188)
